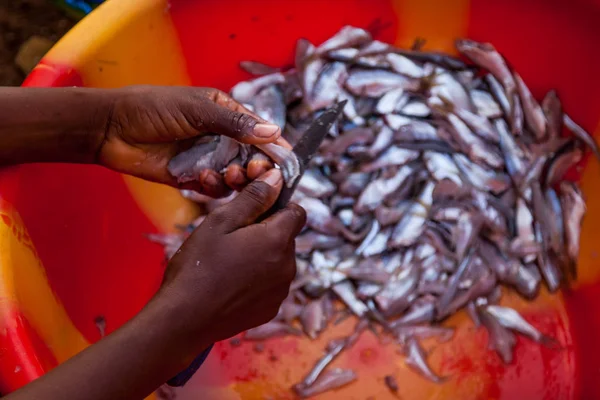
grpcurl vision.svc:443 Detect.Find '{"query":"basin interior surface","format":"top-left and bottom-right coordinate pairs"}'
top-left (0, 0), bottom-right (599, 398)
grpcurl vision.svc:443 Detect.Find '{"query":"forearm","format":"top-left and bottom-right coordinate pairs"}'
top-left (0, 87), bottom-right (112, 166)
top-left (5, 296), bottom-right (210, 400)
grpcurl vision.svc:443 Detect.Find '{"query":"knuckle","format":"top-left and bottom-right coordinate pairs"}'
top-left (229, 111), bottom-right (255, 134)
top-left (241, 181), bottom-right (271, 207)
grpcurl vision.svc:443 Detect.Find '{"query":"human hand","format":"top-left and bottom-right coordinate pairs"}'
top-left (155, 168), bottom-right (306, 349)
top-left (97, 86), bottom-right (287, 197)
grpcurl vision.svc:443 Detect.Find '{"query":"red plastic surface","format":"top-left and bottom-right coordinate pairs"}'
top-left (3, 0), bottom-right (599, 398)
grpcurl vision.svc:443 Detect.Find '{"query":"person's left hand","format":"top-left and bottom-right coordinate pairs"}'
top-left (96, 85), bottom-right (286, 197)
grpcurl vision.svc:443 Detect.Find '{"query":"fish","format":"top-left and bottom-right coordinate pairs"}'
top-left (455, 39), bottom-right (515, 104)
top-left (297, 169), bottom-right (336, 198)
top-left (300, 299), bottom-right (326, 339)
top-left (514, 72), bottom-right (546, 140)
top-left (374, 266), bottom-right (419, 318)
top-left (167, 138), bottom-right (219, 183)
top-left (563, 114), bottom-right (600, 161)
top-left (395, 326), bottom-right (454, 343)
top-left (253, 85), bottom-right (287, 129)
top-left (494, 119), bottom-right (528, 181)
top-left (387, 53), bottom-right (425, 78)
top-left (317, 25), bottom-right (371, 55)
top-left (404, 337), bottom-right (446, 383)
top-left (323, 126), bottom-right (375, 155)
top-left (384, 375), bottom-right (399, 393)
top-left (346, 69), bottom-right (420, 97)
top-left (478, 306), bottom-right (516, 363)
top-left (389, 182), bottom-right (435, 248)
top-left (445, 112), bottom-right (504, 169)
top-left (375, 203), bottom-right (410, 227)
top-left (94, 316), bottom-right (106, 338)
top-left (309, 62), bottom-right (348, 111)
top-left (361, 147), bottom-right (420, 172)
top-left (542, 90), bottom-right (562, 140)
top-left (376, 87), bottom-right (408, 114)
top-left (240, 60), bottom-right (280, 76)
top-left (486, 305), bottom-right (554, 345)
top-left (157, 28), bottom-right (593, 392)
top-left (339, 172), bottom-right (371, 197)
top-left (424, 151), bottom-right (462, 185)
top-left (255, 143), bottom-right (301, 187)
top-left (298, 197), bottom-right (344, 235)
top-left (544, 141), bottom-right (583, 187)
top-left (471, 89), bottom-right (503, 118)
top-left (560, 181), bottom-right (586, 279)
top-left (245, 321), bottom-right (302, 340)
top-left (355, 165), bottom-right (414, 212)
top-left (430, 69), bottom-right (474, 112)
top-left (332, 281), bottom-right (368, 317)
top-left (294, 368), bottom-right (357, 398)
top-left (230, 72), bottom-right (286, 103)
top-left (296, 231), bottom-right (344, 254)
top-left (366, 123), bottom-right (395, 159)
top-left (453, 154), bottom-right (511, 194)
top-left (390, 296), bottom-right (436, 327)
top-left (401, 100), bottom-right (431, 117)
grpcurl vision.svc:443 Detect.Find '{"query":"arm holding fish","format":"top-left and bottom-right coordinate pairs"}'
top-left (4, 170), bottom-right (307, 400)
top-left (0, 86), bottom-right (284, 197)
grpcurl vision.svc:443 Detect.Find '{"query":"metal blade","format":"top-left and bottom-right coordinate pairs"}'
top-left (270, 100), bottom-right (346, 214)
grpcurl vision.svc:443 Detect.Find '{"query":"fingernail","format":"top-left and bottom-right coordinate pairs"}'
top-left (257, 168), bottom-right (282, 187)
top-left (253, 123), bottom-right (281, 139)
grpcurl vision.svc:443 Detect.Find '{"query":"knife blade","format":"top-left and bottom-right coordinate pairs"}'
top-left (267, 100), bottom-right (346, 214)
top-left (167, 100), bottom-right (345, 387)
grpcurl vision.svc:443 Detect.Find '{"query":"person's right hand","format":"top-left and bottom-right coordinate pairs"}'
top-left (155, 168), bottom-right (306, 351)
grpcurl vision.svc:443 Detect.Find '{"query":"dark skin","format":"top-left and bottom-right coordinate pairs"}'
top-left (0, 86), bottom-right (306, 400)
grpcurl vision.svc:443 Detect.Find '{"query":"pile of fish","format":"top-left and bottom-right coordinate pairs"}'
top-left (150, 26), bottom-right (596, 398)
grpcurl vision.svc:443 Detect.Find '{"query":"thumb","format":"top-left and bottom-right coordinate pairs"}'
top-left (206, 168), bottom-right (283, 233)
top-left (192, 91), bottom-right (282, 144)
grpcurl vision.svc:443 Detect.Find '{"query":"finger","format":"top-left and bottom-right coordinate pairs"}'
top-left (247, 158), bottom-right (274, 180)
top-left (224, 163), bottom-right (249, 191)
top-left (207, 168), bottom-right (283, 233)
top-left (275, 136), bottom-right (293, 150)
top-left (261, 203), bottom-right (307, 242)
top-left (195, 90), bottom-right (282, 144)
top-left (199, 169), bottom-right (230, 198)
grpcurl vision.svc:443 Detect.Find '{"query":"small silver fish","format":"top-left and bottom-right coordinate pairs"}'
top-left (356, 165), bottom-right (414, 212)
top-left (455, 39), bottom-right (516, 103)
top-left (389, 182), bottom-right (435, 247)
top-left (453, 154), bottom-right (510, 194)
top-left (404, 337), bottom-right (445, 383)
top-left (361, 146), bottom-right (420, 173)
top-left (486, 305), bottom-right (553, 344)
top-left (346, 69), bottom-right (419, 97)
top-left (245, 321), bottom-right (302, 340)
top-left (316, 25), bottom-right (371, 55)
top-left (470, 89), bottom-right (502, 118)
top-left (240, 60), bottom-right (280, 76)
top-left (424, 151), bottom-right (462, 185)
top-left (300, 298), bottom-right (326, 339)
top-left (295, 368), bottom-right (357, 398)
top-left (297, 169), bottom-right (336, 198)
top-left (333, 281), bottom-right (368, 317)
top-left (560, 181), bottom-right (586, 278)
top-left (478, 306), bottom-right (516, 364)
top-left (514, 72), bottom-right (546, 140)
top-left (376, 87), bottom-right (408, 114)
top-left (387, 53), bottom-right (424, 78)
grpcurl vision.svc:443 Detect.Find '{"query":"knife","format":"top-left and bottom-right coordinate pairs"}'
top-left (166, 100), bottom-right (346, 387)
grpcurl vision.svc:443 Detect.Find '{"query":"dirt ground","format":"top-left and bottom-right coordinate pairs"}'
top-left (0, 0), bottom-right (75, 86)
